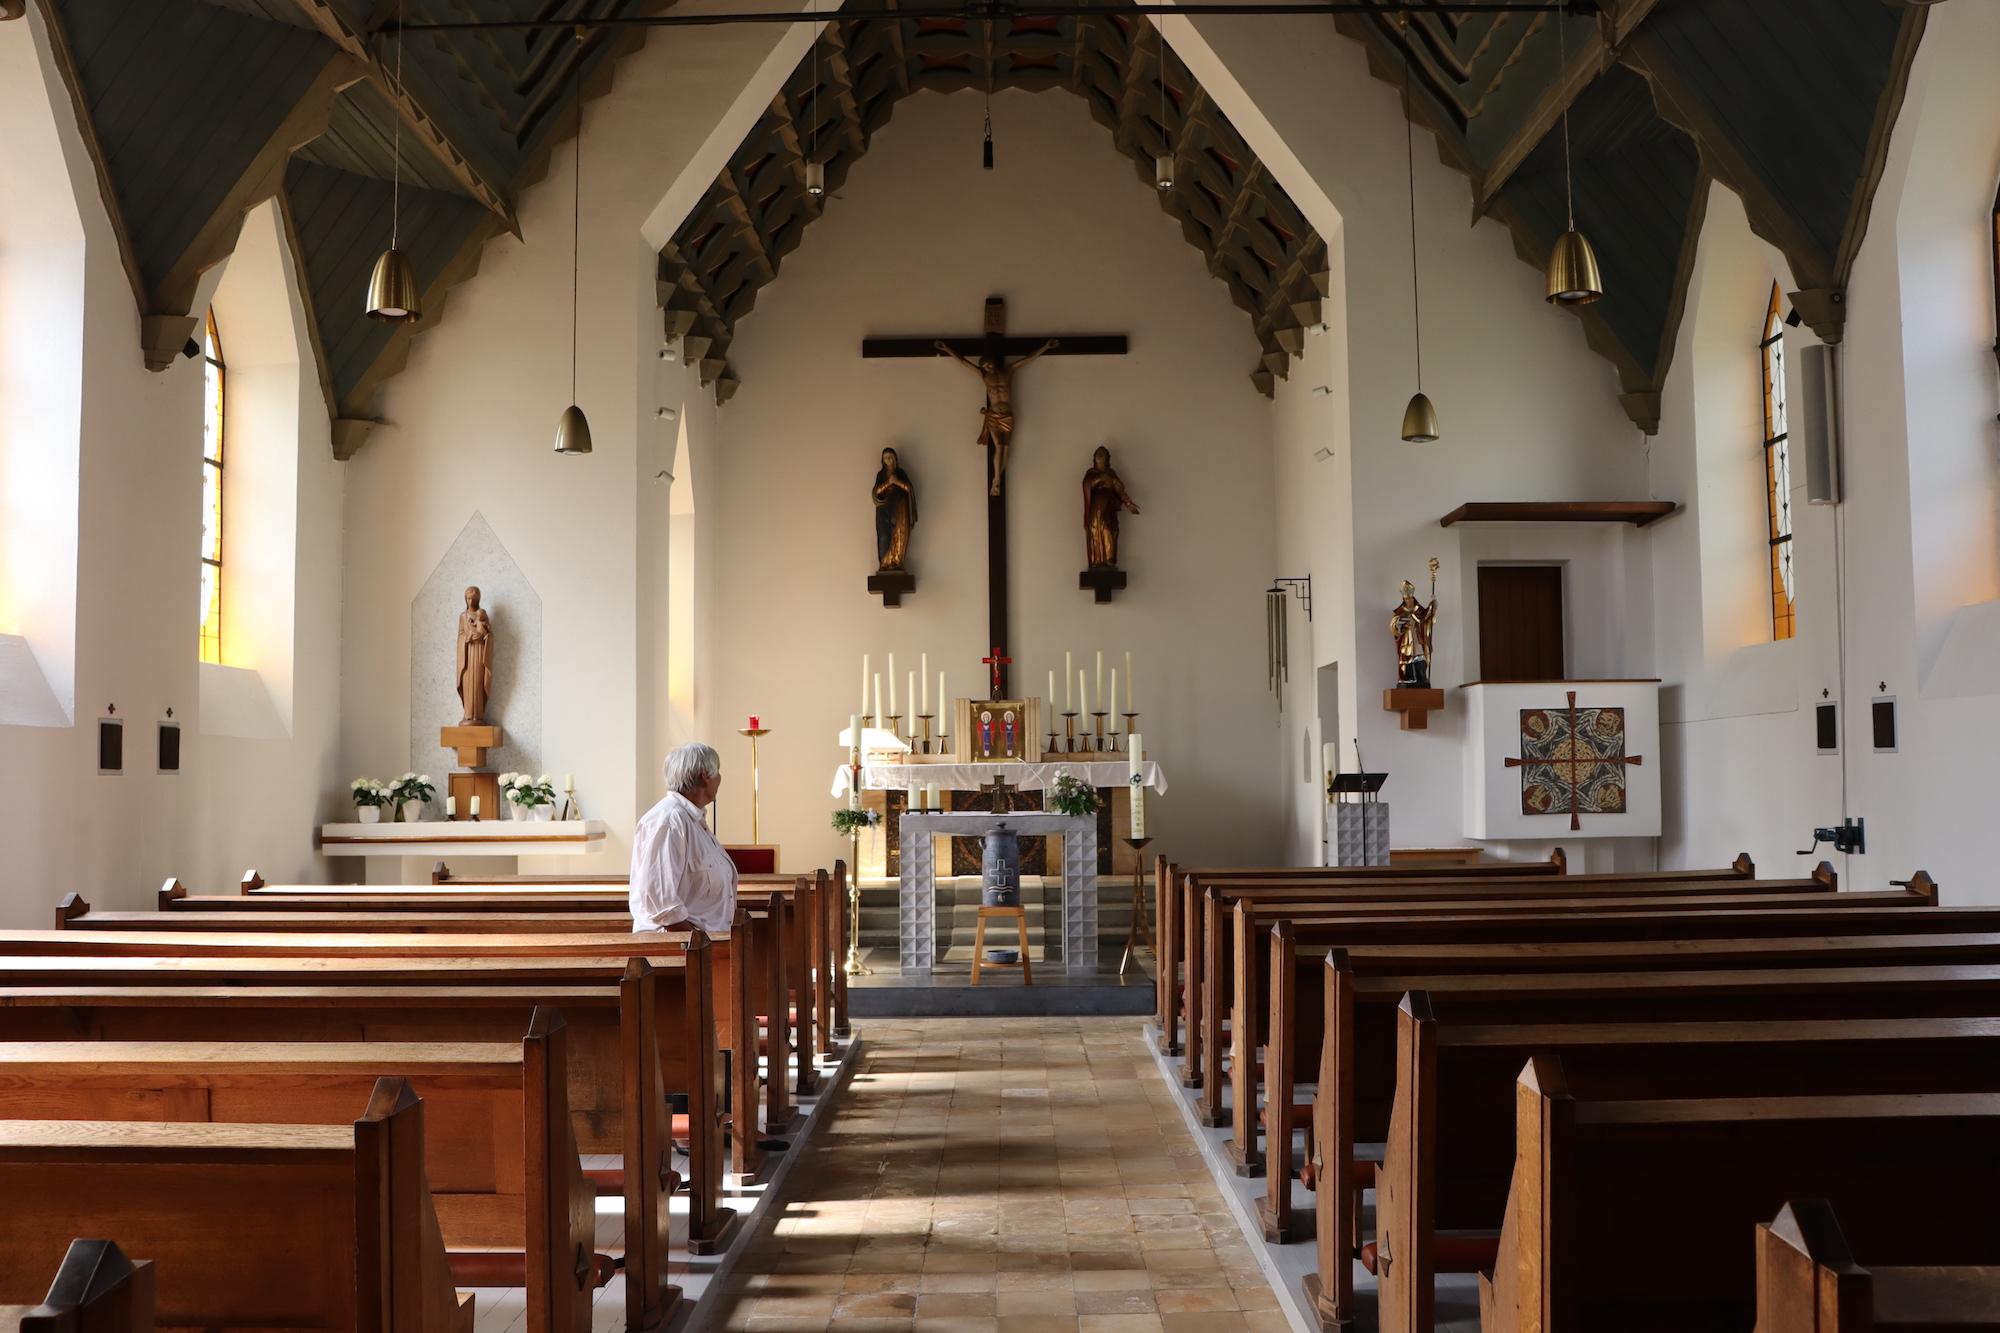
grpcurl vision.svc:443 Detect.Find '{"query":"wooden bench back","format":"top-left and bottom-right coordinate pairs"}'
top-left (1479, 1058), bottom-right (2000, 1332)
top-left (0, 1078), bottom-right (471, 1331)
top-left (0, 1240), bottom-right (153, 1333)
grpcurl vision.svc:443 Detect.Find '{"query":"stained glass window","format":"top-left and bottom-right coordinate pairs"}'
top-left (1760, 283), bottom-right (1795, 642)
top-left (199, 309), bottom-right (224, 664)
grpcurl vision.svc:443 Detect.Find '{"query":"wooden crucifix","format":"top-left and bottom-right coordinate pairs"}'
top-left (862, 297), bottom-right (1127, 695)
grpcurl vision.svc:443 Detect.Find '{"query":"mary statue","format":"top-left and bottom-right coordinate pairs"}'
top-left (1082, 445), bottom-right (1140, 568)
top-left (872, 447), bottom-right (917, 571)
top-left (455, 586), bottom-right (494, 725)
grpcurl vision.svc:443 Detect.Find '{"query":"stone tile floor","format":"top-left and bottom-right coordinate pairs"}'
top-left (705, 1017), bottom-right (1290, 1332)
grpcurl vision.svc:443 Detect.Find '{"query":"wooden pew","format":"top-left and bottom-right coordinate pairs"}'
top-left (1375, 1000), bottom-right (2000, 1333)
top-left (0, 1078), bottom-right (474, 1331)
top-left (0, 955), bottom-right (714, 1321)
top-left (1757, 1199), bottom-right (2000, 1333)
top-left (1178, 860), bottom-right (1790, 1094)
top-left (1, 1240), bottom-right (152, 1333)
top-left (1190, 872), bottom-right (1856, 1120)
top-left (1300, 951), bottom-right (2000, 1331)
top-left (1152, 853), bottom-right (1575, 1052)
top-left (1478, 1058), bottom-right (2000, 1333)
top-left (50, 904), bottom-right (795, 1180)
top-left (0, 1012), bottom-right (612, 1332)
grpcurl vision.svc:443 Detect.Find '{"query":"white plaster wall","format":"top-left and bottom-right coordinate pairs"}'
top-left (0, 10), bottom-right (343, 920)
top-left (704, 89), bottom-right (1282, 869)
top-left (1172, 12), bottom-right (1649, 864)
top-left (340, 15), bottom-right (806, 870)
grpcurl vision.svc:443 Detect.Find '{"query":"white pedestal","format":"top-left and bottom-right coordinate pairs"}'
top-left (1462, 681), bottom-right (1661, 840)
top-left (318, 819), bottom-right (610, 886)
top-left (897, 811), bottom-right (1099, 976)
top-left (1327, 802), bottom-right (1390, 867)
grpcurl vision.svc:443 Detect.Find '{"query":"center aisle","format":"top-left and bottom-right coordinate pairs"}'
top-left (710, 1018), bottom-right (1289, 1331)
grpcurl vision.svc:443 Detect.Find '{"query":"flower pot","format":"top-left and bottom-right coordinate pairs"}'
top-left (532, 803), bottom-right (555, 822)
top-left (399, 800), bottom-right (425, 824)
top-left (357, 806), bottom-right (381, 825)
top-left (509, 801), bottom-right (529, 822)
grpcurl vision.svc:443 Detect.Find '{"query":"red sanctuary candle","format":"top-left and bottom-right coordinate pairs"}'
top-left (749, 715), bottom-right (760, 729)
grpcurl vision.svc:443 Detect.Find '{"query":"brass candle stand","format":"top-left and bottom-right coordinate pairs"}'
top-left (885, 715), bottom-right (902, 747)
top-left (1122, 712), bottom-right (1139, 743)
top-left (736, 725), bottom-right (770, 843)
top-left (1063, 712), bottom-right (1080, 756)
top-left (917, 714), bottom-right (935, 755)
top-left (1118, 835), bottom-right (1156, 977)
top-left (842, 825), bottom-right (872, 976)
top-left (1091, 711), bottom-right (1109, 752)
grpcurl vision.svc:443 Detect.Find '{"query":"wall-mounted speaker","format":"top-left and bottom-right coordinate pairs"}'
top-left (1871, 696), bottom-right (1897, 754)
top-left (1815, 703), bottom-right (1838, 755)
top-left (98, 718), bottom-right (123, 774)
top-left (158, 722), bottom-right (181, 773)
top-left (1798, 342), bottom-right (1841, 505)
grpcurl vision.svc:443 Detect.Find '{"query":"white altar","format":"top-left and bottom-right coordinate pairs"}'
top-left (318, 819), bottom-right (609, 884)
top-left (896, 811), bottom-right (1099, 976)
top-left (831, 760), bottom-right (1166, 797)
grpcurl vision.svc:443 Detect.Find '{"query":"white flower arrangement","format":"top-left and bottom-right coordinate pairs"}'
top-left (499, 772), bottom-right (558, 807)
top-left (389, 772), bottom-right (436, 804)
top-left (349, 777), bottom-right (392, 808)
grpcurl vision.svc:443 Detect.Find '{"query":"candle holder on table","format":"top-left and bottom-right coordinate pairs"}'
top-left (1119, 835), bottom-right (1156, 977)
top-left (885, 715), bottom-right (902, 747)
top-left (1091, 712), bottom-right (1109, 752)
top-left (1063, 712), bottom-right (1080, 756)
top-left (917, 714), bottom-right (936, 755)
top-left (736, 724), bottom-right (770, 843)
top-left (1122, 712), bottom-right (1139, 743)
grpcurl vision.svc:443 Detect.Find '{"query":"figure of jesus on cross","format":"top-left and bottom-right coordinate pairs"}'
top-left (935, 337), bottom-right (1058, 495)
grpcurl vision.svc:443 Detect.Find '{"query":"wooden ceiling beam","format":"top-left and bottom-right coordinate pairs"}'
top-left (281, 0), bottom-right (519, 236)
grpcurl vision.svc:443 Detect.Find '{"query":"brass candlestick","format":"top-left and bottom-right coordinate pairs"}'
top-left (1063, 712), bottom-right (1080, 755)
top-left (1122, 712), bottom-right (1138, 742)
top-left (1047, 725), bottom-right (1060, 756)
top-left (885, 714), bottom-right (901, 747)
top-left (1119, 835), bottom-right (1156, 977)
top-left (736, 725), bottom-right (770, 843)
top-left (917, 714), bottom-right (935, 755)
top-left (842, 825), bottom-right (872, 975)
top-left (1091, 711), bottom-right (1109, 752)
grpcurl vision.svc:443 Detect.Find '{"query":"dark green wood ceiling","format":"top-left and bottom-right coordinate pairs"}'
top-left (28, 0), bottom-right (1934, 445)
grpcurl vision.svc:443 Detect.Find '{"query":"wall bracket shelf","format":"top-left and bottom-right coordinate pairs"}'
top-left (1438, 501), bottom-right (1678, 528)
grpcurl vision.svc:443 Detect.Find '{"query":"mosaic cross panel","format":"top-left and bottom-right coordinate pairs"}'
top-left (1504, 691), bottom-right (1645, 831)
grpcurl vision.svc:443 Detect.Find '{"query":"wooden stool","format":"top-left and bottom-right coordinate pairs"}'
top-left (970, 905), bottom-right (1032, 986)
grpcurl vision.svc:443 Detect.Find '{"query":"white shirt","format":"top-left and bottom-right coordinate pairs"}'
top-left (629, 791), bottom-right (738, 934)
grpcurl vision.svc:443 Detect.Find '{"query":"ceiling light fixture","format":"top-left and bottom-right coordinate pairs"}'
top-left (554, 30), bottom-right (592, 457)
top-left (366, 0), bottom-right (421, 322)
top-left (1398, 17), bottom-right (1438, 443)
top-left (1155, 32), bottom-right (1174, 191)
top-left (1543, 9), bottom-right (1603, 305)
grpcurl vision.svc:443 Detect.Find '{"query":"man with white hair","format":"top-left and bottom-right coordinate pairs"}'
top-left (629, 742), bottom-right (737, 934)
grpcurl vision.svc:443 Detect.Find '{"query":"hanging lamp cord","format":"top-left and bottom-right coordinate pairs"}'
top-left (1558, 11), bottom-right (1574, 230)
top-left (391, 0), bottom-right (404, 249)
top-left (1402, 18), bottom-right (1421, 392)
top-left (571, 34), bottom-right (582, 405)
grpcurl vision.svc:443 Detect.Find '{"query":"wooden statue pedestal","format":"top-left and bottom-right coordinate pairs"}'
top-left (447, 771), bottom-right (502, 822)
top-left (1383, 687), bottom-right (1445, 730)
top-left (441, 724), bottom-right (503, 821)
top-left (1078, 567), bottom-right (1127, 604)
top-left (866, 570), bottom-right (915, 607)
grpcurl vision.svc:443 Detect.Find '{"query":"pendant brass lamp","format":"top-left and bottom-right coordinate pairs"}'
top-left (1154, 34), bottom-right (1174, 191)
top-left (1543, 11), bottom-right (1603, 305)
top-left (366, 0), bottom-right (421, 322)
top-left (1398, 21), bottom-right (1438, 443)
top-left (553, 34), bottom-right (592, 456)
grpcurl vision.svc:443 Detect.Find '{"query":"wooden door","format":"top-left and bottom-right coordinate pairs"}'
top-left (1477, 566), bottom-right (1564, 680)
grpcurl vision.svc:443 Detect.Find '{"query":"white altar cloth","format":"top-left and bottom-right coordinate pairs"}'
top-left (830, 760), bottom-right (1166, 798)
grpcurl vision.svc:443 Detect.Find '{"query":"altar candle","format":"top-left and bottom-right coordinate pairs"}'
top-left (888, 655), bottom-right (896, 716)
top-left (873, 674), bottom-right (882, 725)
top-left (927, 783), bottom-right (938, 810)
top-left (564, 773), bottom-right (575, 792)
top-left (1048, 670), bottom-right (1057, 709)
top-left (1125, 651), bottom-right (1135, 711)
top-left (861, 654), bottom-right (870, 715)
top-left (1095, 651), bottom-right (1104, 712)
top-left (446, 795), bottom-right (457, 818)
top-left (1322, 741), bottom-right (1338, 780)
top-left (470, 795), bottom-right (481, 818)
top-left (1078, 668), bottom-right (1087, 715)
top-left (1065, 652), bottom-right (1074, 710)
top-left (1129, 733), bottom-right (1147, 840)
top-left (849, 714), bottom-right (861, 765)
top-left (907, 672), bottom-right (915, 725)
top-left (906, 784), bottom-right (919, 813)
top-left (921, 654), bottom-right (929, 713)
top-left (1109, 669), bottom-right (1119, 723)
top-left (748, 715), bottom-right (759, 730)
top-left (938, 674), bottom-right (947, 729)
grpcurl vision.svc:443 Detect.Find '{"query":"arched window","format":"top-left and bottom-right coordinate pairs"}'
top-left (1991, 180), bottom-right (1999, 368)
top-left (1760, 283), bottom-right (1795, 641)
top-left (199, 309), bottom-right (224, 664)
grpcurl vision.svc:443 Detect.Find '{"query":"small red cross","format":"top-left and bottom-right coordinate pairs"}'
top-left (981, 648), bottom-right (1013, 698)
top-left (1504, 690), bottom-right (1645, 831)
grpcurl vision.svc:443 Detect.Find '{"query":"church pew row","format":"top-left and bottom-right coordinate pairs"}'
top-left (1189, 873), bottom-right (1857, 1121)
top-left (1477, 1059), bottom-right (2000, 1333)
top-left (1295, 953), bottom-right (2000, 1331)
top-left (1174, 859), bottom-right (1785, 1089)
top-left (0, 1078), bottom-right (474, 1331)
top-left (1152, 853), bottom-right (1579, 1051)
top-left (0, 957), bottom-right (709, 1324)
top-left (49, 904), bottom-right (794, 1177)
top-left (1251, 895), bottom-right (1972, 1249)
top-left (229, 862), bottom-right (849, 1055)
top-left (1757, 1199), bottom-right (2000, 1333)
top-left (1373, 998), bottom-right (2000, 1333)
top-left (0, 1240), bottom-right (153, 1333)
top-left (0, 1011), bottom-right (615, 1332)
